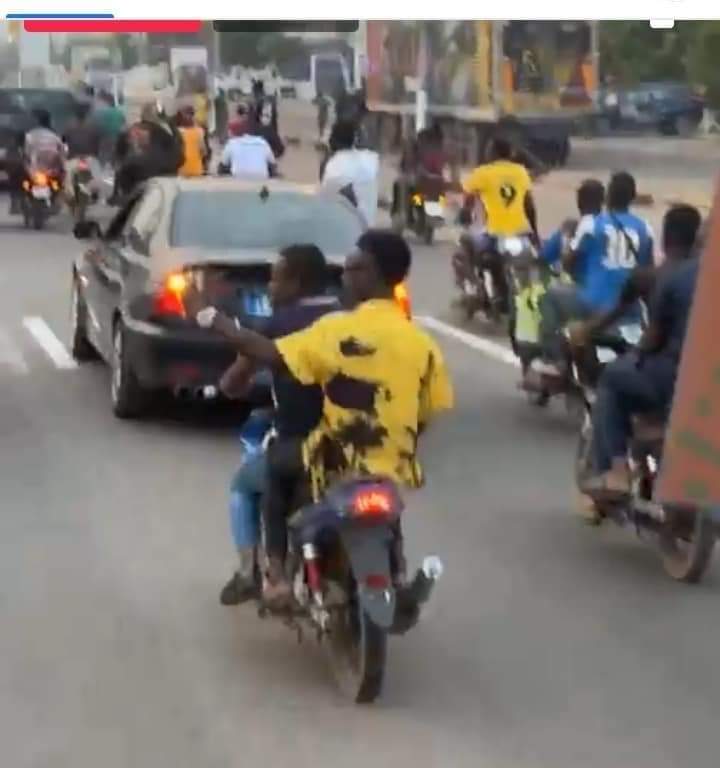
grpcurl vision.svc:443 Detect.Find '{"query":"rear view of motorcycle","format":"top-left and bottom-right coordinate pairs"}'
top-left (573, 336), bottom-right (716, 583)
top-left (68, 157), bottom-right (97, 225)
top-left (20, 166), bottom-right (61, 230)
top-left (240, 415), bottom-right (443, 703)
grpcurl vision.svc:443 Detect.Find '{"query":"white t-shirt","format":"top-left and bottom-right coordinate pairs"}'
top-left (321, 148), bottom-right (379, 226)
top-left (221, 135), bottom-right (275, 179)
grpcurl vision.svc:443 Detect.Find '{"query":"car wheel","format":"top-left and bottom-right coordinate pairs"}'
top-left (70, 276), bottom-right (98, 362)
top-left (110, 320), bottom-right (147, 419)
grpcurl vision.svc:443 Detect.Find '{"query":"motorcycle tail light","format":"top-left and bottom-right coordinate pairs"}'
top-left (412, 193), bottom-right (424, 205)
top-left (153, 271), bottom-right (188, 317)
top-left (394, 282), bottom-right (411, 319)
top-left (32, 171), bottom-right (48, 186)
top-left (353, 489), bottom-right (394, 517)
top-left (50, 180), bottom-right (59, 191)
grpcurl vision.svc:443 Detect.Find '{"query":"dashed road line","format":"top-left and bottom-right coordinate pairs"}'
top-left (22, 316), bottom-right (77, 370)
top-left (417, 315), bottom-right (520, 368)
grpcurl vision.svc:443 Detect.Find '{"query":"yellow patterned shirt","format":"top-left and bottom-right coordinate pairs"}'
top-left (275, 299), bottom-right (454, 499)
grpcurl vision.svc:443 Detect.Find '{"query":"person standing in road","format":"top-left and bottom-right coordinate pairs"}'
top-left (219, 116), bottom-right (277, 180)
top-left (177, 106), bottom-right (208, 178)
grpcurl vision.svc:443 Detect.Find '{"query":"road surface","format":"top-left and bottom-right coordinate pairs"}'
top-left (0, 189), bottom-right (718, 768)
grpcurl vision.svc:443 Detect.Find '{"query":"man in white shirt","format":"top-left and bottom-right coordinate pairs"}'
top-left (320, 120), bottom-right (379, 226)
top-left (220, 117), bottom-right (277, 180)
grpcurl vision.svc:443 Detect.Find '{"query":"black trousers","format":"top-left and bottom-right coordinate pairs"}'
top-left (263, 437), bottom-right (307, 560)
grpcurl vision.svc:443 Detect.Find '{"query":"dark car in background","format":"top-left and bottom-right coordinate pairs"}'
top-left (0, 88), bottom-right (81, 179)
top-left (594, 82), bottom-right (705, 137)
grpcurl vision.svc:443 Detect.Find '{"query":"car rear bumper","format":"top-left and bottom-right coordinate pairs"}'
top-left (123, 316), bottom-right (238, 391)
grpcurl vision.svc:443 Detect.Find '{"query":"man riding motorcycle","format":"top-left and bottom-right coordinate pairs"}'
top-left (457, 136), bottom-right (539, 314)
top-left (188, 230), bottom-right (454, 606)
top-left (218, 245), bottom-right (341, 605)
top-left (574, 205), bottom-right (701, 498)
top-left (10, 109), bottom-right (65, 214)
top-left (529, 171), bottom-right (654, 384)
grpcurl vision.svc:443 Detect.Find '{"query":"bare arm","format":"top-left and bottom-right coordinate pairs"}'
top-left (212, 313), bottom-right (283, 368)
top-left (219, 354), bottom-right (257, 399)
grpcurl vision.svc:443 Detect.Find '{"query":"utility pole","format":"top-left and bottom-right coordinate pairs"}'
top-left (415, 21), bottom-right (429, 134)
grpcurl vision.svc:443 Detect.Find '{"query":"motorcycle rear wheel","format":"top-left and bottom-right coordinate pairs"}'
top-left (327, 582), bottom-right (387, 703)
top-left (660, 507), bottom-right (715, 583)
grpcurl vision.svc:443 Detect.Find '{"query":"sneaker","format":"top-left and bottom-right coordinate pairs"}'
top-left (219, 571), bottom-right (259, 606)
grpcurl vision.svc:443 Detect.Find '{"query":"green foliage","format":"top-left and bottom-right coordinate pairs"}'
top-left (600, 21), bottom-right (720, 106)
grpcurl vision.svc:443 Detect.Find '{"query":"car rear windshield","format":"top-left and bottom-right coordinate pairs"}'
top-left (170, 189), bottom-right (363, 255)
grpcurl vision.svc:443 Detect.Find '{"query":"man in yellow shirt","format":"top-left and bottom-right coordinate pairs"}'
top-left (459, 137), bottom-right (539, 313)
top-left (190, 230), bottom-right (454, 602)
top-left (177, 106), bottom-right (208, 178)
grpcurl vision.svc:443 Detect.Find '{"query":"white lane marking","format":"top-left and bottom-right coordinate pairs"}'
top-left (0, 328), bottom-right (29, 374)
top-left (22, 316), bottom-right (78, 370)
top-left (417, 315), bottom-right (520, 368)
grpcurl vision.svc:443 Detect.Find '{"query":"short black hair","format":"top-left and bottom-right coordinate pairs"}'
top-left (491, 136), bottom-right (513, 160)
top-left (279, 244), bottom-right (328, 295)
top-left (357, 229), bottom-right (412, 287)
top-left (329, 120), bottom-right (356, 152)
top-left (33, 108), bottom-right (51, 129)
top-left (663, 204), bottom-right (701, 251)
top-left (607, 171), bottom-right (636, 210)
top-left (577, 178), bottom-right (605, 214)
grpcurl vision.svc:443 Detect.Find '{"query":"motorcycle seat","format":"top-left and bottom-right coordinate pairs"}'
top-left (632, 414), bottom-right (666, 443)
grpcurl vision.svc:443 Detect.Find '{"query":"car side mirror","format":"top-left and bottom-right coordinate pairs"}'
top-left (73, 220), bottom-right (102, 240)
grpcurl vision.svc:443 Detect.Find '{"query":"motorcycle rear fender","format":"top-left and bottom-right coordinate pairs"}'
top-left (340, 525), bottom-right (396, 630)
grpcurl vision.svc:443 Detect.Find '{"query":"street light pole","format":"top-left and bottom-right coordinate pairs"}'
top-left (415, 21), bottom-right (428, 134)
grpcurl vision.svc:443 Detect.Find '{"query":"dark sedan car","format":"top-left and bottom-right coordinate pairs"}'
top-left (595, 82), bottom-right (705, 137)
top-left (70, 177), bottom-right (366, 418)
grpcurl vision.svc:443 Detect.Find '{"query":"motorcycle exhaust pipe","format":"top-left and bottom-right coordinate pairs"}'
top-left (389, 555), bottom-right (444, 635)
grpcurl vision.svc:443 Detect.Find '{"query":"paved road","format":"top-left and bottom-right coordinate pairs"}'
top-left (1, 197), bottom-right (719, 768)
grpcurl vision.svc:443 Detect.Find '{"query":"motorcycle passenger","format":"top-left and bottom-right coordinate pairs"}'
top-left (63, 102), bottom-right (102, 200)
top-left (219, 245), bottom-right (341, 605)
top-left (320, 120), bottom-right (380, 226)
top-left (189, 230), bottom-right (454, 605)
top-left (531, 171), bottom-right (654, 381)
top-left (459, 137), bottom-right (538, 313)
top-left (579, 204), bottom-right (701, 498)
top-left (24, 108), bottom-right (65, 181)
top-left (94, 90), bottom-right (126, 166)
top-left (219, 114), bottom-right (277, 179)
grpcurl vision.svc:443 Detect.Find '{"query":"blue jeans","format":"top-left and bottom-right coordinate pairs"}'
top-left (591, 352), bottom-right (676, 472)
top-left (229, 452), bottom-right (267, 550)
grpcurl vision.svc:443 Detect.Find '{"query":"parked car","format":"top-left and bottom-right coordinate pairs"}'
top-left (594, 82), bottom-right (705, 137)
top-left (69, 177), bottom-right (366, 418)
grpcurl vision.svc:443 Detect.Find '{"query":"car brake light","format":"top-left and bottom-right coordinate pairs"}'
top-left (153, 272), bottom-right (188, 317)
top-left (394, 282), bottom-right (411, 318)
top-left (32, 171), bottom-right (48, 186)
top-left (353, 488), bottom-right (394, 517)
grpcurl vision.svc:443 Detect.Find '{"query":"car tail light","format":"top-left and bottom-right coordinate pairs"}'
top-left (394, 282), bottom-right (411, 318)
top-left (32, 171), bottom-right (48, 186)
top-left (353, 488), bottom-right (395, 517)
top-left (153, 271), bottom-right (188, 317)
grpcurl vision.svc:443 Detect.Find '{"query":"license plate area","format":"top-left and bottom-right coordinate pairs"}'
top-left (32, 186), bottom-right (51, 199)
top-left (423, 201), bottom-right (443, 218)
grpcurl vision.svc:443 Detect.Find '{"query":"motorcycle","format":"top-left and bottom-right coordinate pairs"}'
top-left (241, 412), bottom-right (444, 703)
top-left (573, 333), bottom-right (717, 582)
top-left (68, 157), bottom-right (97, 224)
top-left (454, 233), bottom-right (536, 324)
top-left (393, 174), bottom-right (447, 245)
top-left (20, 163), bottom-right (62, 230)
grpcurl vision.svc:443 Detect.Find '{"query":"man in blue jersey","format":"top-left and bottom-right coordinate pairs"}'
top-left (532, 171), bottom-right (653, 378)
top-left (581, 206), bottom-right (700, 497)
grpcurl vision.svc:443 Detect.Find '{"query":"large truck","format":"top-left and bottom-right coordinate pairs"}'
top-left (363, 20), bottom-right (598, 166)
